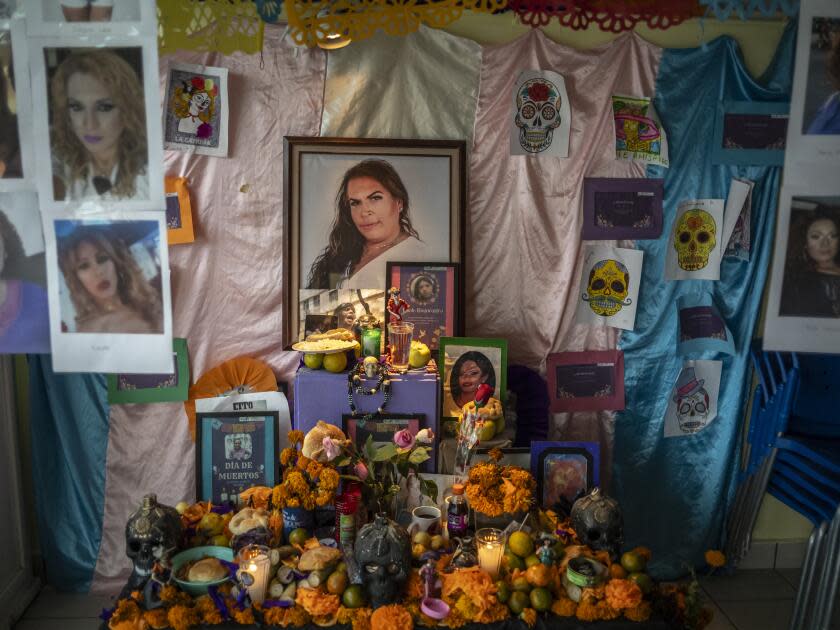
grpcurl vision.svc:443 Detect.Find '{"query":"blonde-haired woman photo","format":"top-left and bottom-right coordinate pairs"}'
top-left (58, 226), bottom-right (162, 334)
top-left (49, 49), bottom-right (148, 200)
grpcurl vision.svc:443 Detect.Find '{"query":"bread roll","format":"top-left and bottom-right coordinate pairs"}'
top-left (187, 557), bottom-right (227, 582)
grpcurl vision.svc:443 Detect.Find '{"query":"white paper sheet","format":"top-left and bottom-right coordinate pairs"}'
top-left (665, 199), bottom-right (725, 281)
top-left (575, 245), bottom-right (643, 331)
top-left (723, 177), bottom-right (754, 261)
top-left (612, 94), bottom-right (669, 168)
top-left (0, 17), bottom-right (36, 192)
top-left (24, 0), bottom-right (156, 37)
top-left (195, 391), bottom-right (292, 451)
top-left (510, 70), bottom-right (571, 157)
top-left (663, 360), bottom-right (722, 438)
top-left (163, 62), bottom-right (229, 158)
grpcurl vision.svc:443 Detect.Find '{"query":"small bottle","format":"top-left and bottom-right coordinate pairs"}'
top-left (447, 483), bottom-right (468, 538)
top-left (335, 481), bottom-right (362, 550)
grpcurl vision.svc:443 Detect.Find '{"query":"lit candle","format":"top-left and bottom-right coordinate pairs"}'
top-left (238, 544), bottom-right (270, 604)
top-left (361, 326), bottom-right (381, 358)
top-left (476, 528), bottom-right (505, 579)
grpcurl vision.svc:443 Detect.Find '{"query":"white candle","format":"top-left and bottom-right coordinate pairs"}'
top-left (238, 544), bottom-right (271, 604)
top-left (476, 528), bottom-right (504, 579)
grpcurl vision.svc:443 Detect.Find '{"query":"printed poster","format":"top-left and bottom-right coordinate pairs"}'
top-left (547, 350), bottom-right (625, 412)
top-left (575, 245), bottom-right (644, 331)
top-left (510, 70), bottom-right (571, 157)
top-left (665, 199), bottom-right (725, 281)
top-left (163, 62), bottom-right (229, 157)
top-left (612, 94), bottom-right (669, 167)
top-left (677, 294), bottom-right (735, 356)
top-left (388, 263), bottom-right (457, 350)
top-left (663, 360), bottom-right (722, 438)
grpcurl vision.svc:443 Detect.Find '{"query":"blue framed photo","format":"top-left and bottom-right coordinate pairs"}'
top-left (712, 100), bottom-right (789, 166)
top-left (530, 441), bottom-right (600, 514)
top-left (196, 411), bottom-right (278, 505)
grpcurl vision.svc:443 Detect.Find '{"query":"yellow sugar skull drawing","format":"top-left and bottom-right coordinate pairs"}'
top-left (583, 259), bottom-right (632, 317)
top-left (674, 209), bottom-right (716, 271)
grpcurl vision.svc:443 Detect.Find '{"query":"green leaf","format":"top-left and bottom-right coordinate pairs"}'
top-left (408, 448), bottom-right (430, 464)
top-left (373, 443), bottom-right (398, 462)
top-left (420, 478), bottom-right (439, 503)
top-left (334, 456), bottom-right (352, 467)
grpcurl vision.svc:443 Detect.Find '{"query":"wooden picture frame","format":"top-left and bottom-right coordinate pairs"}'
top-left (438, 337), bottom-right (508, 417)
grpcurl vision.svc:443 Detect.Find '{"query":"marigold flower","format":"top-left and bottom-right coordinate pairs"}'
top-left (142, 608), bottom-right (169, 630)
top-left (406, 570), bottom-right (425, 599)
top-left (488, 447), bottom-right (504, 462)
top-left (705, 549), bottom-right (726, 568)
top-left (288, 430), bottom-right (305, 445)
top-left (443, 608), bottom-right (467, 629)
top-left (352, 608), bottom-right (373, 630)
top-left (576, 599), bottom-right (601, 622)
top-left (552, 597), bottom-right (577, 617)
top-left (605, 578), bottom-right (643, 610)
top-left (307, 460), bottom-right (324, 480)
top-left (319, 467), bottom-right (340, 492)
top-left (280, 447), bottom-right (297, 467)
top-left (520, 608), bottom-right (537, 627)
top-left (623, 600), bottom-right (652, 622)
top-left (159, 584), bottom-right (180, 603)
top-left (371, 604), bottom-right (413, 630)
top-left (109, 598), bottom-right (142, 625)
top-left (297, 455), bottom-right (313, 471)
top-left (596, 600), bottom-right (622, 620)
top-left (167, 604), bottom-right (200, 630)
top-left (296, 587), bottom-right (341, 617)
top-left (231, 607), bottom-right (255, 624)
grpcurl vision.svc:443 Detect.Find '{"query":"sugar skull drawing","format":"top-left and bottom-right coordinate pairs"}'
top-left (172, 76), bottom-right (218, 139)
top-left (515, 79), bottom-right (563, 153)
top-left (672, 367), bottom-right (710, 434)
top-left (674, 209), bottom-right (717, 271)
top-left (613, 97), bottom-right (661, 154)
top-left (582, 259), bottom-right (632, 317)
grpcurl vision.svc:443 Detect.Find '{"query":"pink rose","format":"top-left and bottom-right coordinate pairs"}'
top-left (394, 429), bottom-right (415, 450)
top-left (354, 462), bottom-right (369, 480)
top-left (322, 437), bottom-right (340, 461)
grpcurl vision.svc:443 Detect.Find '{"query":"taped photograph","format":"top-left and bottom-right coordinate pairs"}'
top-left (43, 211), bottom-right (172, 372)
top-left (26, 0), bottom-right (156, 36)
top-left (28, 36), bottom-right (164, 210)
top-left (163, 62), bottom-right (229, 157)
top-left (0, 17), bottom-right (35, 191)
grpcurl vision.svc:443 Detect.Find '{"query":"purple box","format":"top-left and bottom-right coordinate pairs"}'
top-left (293, 367), bottom-right (440, 461)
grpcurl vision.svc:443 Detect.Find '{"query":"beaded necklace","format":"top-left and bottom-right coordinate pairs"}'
top-left (346, 361), bottom-right (392, 424)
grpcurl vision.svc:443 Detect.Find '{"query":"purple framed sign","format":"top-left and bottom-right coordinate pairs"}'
top-left (547, 350), bottom-right (625, 412)
top-left (582, 177), bottom-right (664, 240)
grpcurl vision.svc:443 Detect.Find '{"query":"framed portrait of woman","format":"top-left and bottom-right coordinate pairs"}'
top-left (285, 137), bottom-right (466, 346)
top-left (0, 17), bottom-right (36, 191)
top-left (28, 35), bottom-right (165, 211)
top-left (438, 337), bottom-right (507, 418)
top-left (765, 189), bottom-right (840, 353)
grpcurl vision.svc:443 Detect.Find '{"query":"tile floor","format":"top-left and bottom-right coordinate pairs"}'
top-left (10, 570), bottom-right (840, 630)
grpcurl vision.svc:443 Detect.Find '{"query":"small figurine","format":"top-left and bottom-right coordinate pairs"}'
top-left (387, 286), bottom-right (410, 323)
top-left (419, 555), bottom-right (439, 599)
top-left (538, 538), bottom-right (556, 566)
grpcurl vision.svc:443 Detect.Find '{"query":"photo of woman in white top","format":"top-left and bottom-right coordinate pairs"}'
top-left (48, 48), bottom-right (148, 201)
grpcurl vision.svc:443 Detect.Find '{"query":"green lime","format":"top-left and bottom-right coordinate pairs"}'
top-left (529, 587), bottom-right (553, 612)
top-left (342, 584), bottom-right (365, 608)
top-left (495, 581), bottom-right (511, 604)
top-left (303, 353), bottom-right (323, 369)
top-left (511, 576), bottom-right (531, 593)
top-left (508, 531), bottom-right (534, 558)
top-left (621, 551), bottom-right (646, 574)
top-left (628, 572), bottom-right (654, 595)
top-left (288, 527), bottom-right (310, 547)
top-left (504, 552), bottom-right (525, 571)
top-left (508, 591), bottom-right (529, 615)
top-left (524, 554), bottom-right (541, 568)
top-left (327, 571), bottom-right (348, 595)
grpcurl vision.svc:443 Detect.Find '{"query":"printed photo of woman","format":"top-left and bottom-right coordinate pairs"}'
top-left (779, 198), bottom-right (840, 318)
top-left (47, 48), bottom-right (148, 201)
top-left (449, 350), bottom-right (496, 410)
top-left (410, 274), bottom-right (438, 304)
top-left (805, 17), bottom-right (840, 135)
top-left (57, 221), bottom-right (163, 333)
top-left (0, 31), bottom-right (21, 180)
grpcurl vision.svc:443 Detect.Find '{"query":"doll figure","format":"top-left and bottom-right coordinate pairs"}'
top-left (387, 286), bottom-right (410, 323)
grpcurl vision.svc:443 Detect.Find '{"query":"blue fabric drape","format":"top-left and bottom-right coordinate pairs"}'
top-left (29, 355), bottom-right (109, 591)
top-left (613, 24), bottom-right (795, 578)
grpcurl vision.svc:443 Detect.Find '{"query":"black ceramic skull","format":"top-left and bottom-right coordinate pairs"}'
top-left (570, 487), bottom-right (623, 560)
top-left (354, 514), bottom-right (411, 608)
top-left (125, 494), bottom-right (181, 591)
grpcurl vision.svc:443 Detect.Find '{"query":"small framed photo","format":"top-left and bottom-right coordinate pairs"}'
top-left (474, 446), bottom-right (530, 469)
top-left (439, 337), bottom-right (507, 417)
top-left (385, 261), bottom-right (462, 351)
top-left (712, 100), bottom-right (788, 166)
top-left (107, 338), bottom-right (189, 404)
top-left (165, 176), bottom-right (195, 245)
top-left (342, 413), bottom-right (434, 472)
top-left (531, 441), bottom-right (600, 513)
top-left (581, 178), bottom-right (664, 241)
top-left (28, 36), bottom-right (164, 210)
top-left (764, 189), bottom-right (840, 353)
top-left (0, 18), bottom-right (36, 191)
top-left (24, 0), bottom-right (156, 37)
top-left (163, 62), bottom-right (229, 158)
top-left (547, 350), bottom-right (624, 413)
top-left (196, 410), bottom-right (279, 505)
top-left (285, 137), bottom-right (466, 345)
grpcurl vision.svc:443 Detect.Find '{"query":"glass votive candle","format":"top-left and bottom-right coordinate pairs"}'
top-left (476, 528), bottom-right (505, 578)
top-left (361, 326), bottom-right (381, 358)
top-left (237, 544), bottom-right (271, 604)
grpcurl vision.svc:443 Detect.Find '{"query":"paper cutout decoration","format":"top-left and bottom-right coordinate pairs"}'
top-left (165, 176), bottom-right (195, 245)
top-left (108, 338), bottom-right (190, 404)
top-left (510, 70), bottom-right (571, 157)
top-left (665, 199), bottom-right (724, 281)
top-left (722, 177), bottom-right (754, 261)
top-left (612, 94), bottom-right (669, 167)
top-left (582, 177), bottom-right (664, 240)
top-left (712, 100), bottom-right (789, 166)
top-left (677, 294), bottom-right (735, 356)
top-left (663, 360), bottom-right (722, 437)
top-left (575, 245), bottom-right (644, 331)
top-left (547, 350), bottom-right (625, 412)
top-left (164, 62), bottom-right (229, 157)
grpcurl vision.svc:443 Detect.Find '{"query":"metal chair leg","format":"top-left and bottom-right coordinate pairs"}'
top-left (814, 505), bottom-right (840, 630)
top-left (739, 452), bottom-right (777, 560)
top-left (790, 522), bottom-right (827, 630)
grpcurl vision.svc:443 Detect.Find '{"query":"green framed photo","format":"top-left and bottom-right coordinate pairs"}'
top-left (438, 337), bottom-right (507, 417)
top-left (107, 338), bottom-right (189, 404)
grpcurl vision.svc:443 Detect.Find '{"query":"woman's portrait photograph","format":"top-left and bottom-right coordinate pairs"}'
top-left (298, 288), bottom-right (381, 342)
top-left (0, 27), bottom-right (20, 180)
top-left (0, 192), bottom-right (50, 354)
top-left (286, 138), bottom-right (465, 345)
top-left (0, 18), bottom-right (34, 190)
top-left (439, 337), bottom-right (507, 417)
top-left (803, 16), bottom-right (840, 135)
top-left (163, 63), bottom-right (229, 157)
top-left (54, 218), bottom-right (164, 334)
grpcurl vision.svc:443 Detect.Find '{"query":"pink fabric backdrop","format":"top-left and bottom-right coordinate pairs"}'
top-left (91, 26), bottom-right (325, 592)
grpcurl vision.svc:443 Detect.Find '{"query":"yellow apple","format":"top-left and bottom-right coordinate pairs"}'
top-left (409, 342), bottom-right (431, 368)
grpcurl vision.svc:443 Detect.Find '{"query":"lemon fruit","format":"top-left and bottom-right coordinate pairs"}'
top-left (508, 591), bottom-right (530, 615)
top-left (477, 421), bottom-right (496, 442)
top-left (412, 544), bottom-right (426, 559)
top-left (524, 554), bottom-right (541, 569)
top-left (323, 352), bottom-right (348, 373)
top-left (621, 551), bottom-right (646, 574)
top-left (327, 571), bottom-right (348, 595)
top-left (342, 584), bottom-right (365, 608)
top-left (288, 527), bottom-right (310, 547)
top-left (530, 587), bottom-right (553, 612)
top-left (504, 552), bottom-right (525, 571)
top-left (495, 581), bottom-right (511, 604)
top-left (509, 532), bottom-right (534, 558)
top-left (430, 535), bottom-right (445, 550)
top-left (303, 353), bottom-right (323, 369)
top-left (413, 532), bottom-right (432, 548)
top-left (511, 576), bottom-right (531, 592)
top-left (628, 572), bottom-right (654, 595)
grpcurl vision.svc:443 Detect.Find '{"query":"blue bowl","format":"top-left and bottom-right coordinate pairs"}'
top-left (171, 546), bottom-right (234, 596)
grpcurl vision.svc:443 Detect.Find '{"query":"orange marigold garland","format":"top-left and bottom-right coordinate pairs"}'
top-left (552, 597), bottom-right (578, 617)
top-left (624, 600), bottom-right (653, 622)
top-left (142, 607), bottom-right (170, 629)
top-left (167, 604), bottom-right (200, 630)
top-left (605, 578), bottom-right (643, 609)
top-left (296, 587), bottom-right (341, 618)
top-left (370, 604), bottom-right (414, 630)
top-left (520, 607), bottom-right (537, 627)
top-left (231, 606), bottom-right (256, 624)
